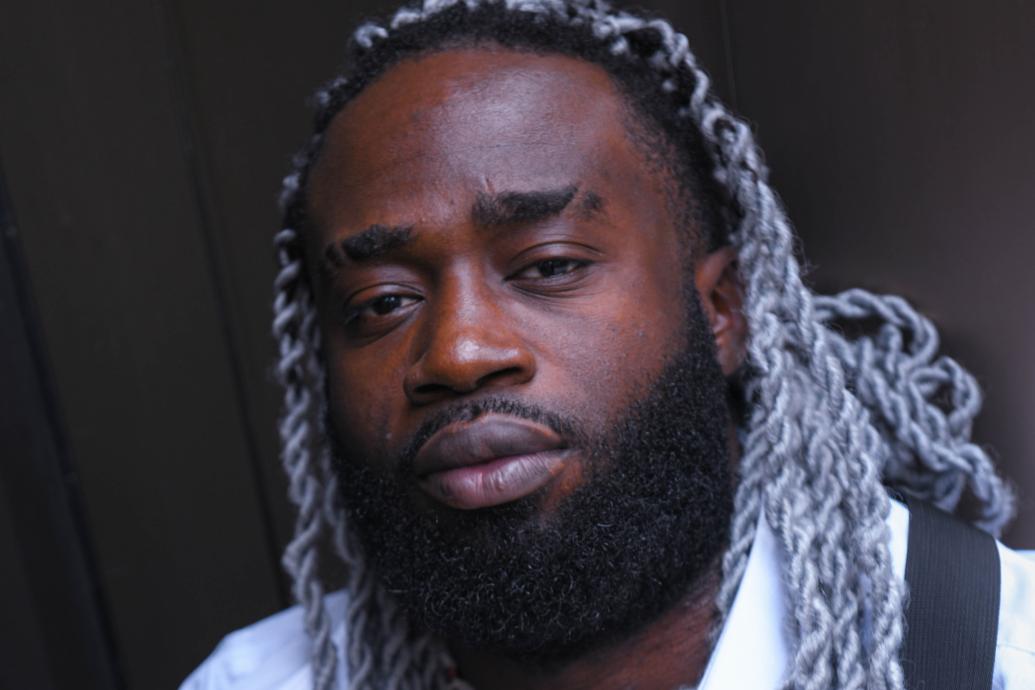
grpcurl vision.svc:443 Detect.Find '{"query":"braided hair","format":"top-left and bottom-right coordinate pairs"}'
top-left (271, 2), bottom-right (1015, 688)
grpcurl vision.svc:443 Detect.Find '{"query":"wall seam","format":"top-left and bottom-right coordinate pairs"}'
top-left (718, 0), bottom-right (740, 111)
top-left (149, 0), bottom-right (290, 608)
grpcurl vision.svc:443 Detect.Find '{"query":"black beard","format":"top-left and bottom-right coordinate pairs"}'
top-left (331, 296), bottom-right (734, 666)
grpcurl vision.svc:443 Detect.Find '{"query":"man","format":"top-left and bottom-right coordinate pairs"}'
top-left (183, 1), bottom-right (1034, 688)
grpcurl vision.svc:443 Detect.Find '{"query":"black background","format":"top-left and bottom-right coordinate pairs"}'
top-left (1, 1), bottom-right (1032, 688)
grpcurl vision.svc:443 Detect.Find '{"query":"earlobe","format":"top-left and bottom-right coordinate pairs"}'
top-left (693, 247), bottom-right (747, 377)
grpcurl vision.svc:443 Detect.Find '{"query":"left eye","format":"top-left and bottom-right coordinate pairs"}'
top-left (516, 258), bottom-right (588, 279)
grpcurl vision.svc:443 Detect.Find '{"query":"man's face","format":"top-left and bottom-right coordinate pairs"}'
top-left (305, 47), bottom-right (738, 658)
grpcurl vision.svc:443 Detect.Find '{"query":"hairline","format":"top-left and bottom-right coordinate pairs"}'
top-left (301, 40), bottom-right (717, 261)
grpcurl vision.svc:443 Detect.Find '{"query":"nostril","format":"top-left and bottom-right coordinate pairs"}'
top-left (412, 381), bottom-right (456, 399)
top-left (409, 365), bottom-right (529, 404)
top-left (475, 366), bottom-right (526, 390)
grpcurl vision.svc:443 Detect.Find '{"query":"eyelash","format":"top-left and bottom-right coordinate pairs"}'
top-left (513, 257), bottom-right (590, 281)
top-left (344, 293), bottom-right (420, 325)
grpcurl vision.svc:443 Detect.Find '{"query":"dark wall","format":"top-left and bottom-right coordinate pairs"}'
top-left (723, 0), bottom-right (1035, 544)
top-left (0, 1), bottom-right (1031, 688)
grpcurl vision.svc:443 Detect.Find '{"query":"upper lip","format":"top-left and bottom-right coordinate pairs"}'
top-left (412, 415), bottom-right (566, 477)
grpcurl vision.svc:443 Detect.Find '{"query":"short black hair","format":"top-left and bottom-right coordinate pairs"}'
top-left (289, 1), bottom-right (730, 252)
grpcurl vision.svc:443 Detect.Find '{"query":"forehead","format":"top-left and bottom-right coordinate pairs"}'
top-left (306, 48), bottom-right (664, 235)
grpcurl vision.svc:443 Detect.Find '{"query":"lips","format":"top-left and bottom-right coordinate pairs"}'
top-left (412, 415), bottom-right (571, 510)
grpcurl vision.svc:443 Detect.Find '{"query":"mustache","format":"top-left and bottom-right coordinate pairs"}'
top-left (396, 397), bottom-right (584, 474)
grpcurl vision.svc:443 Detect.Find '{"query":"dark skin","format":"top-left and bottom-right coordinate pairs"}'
top-left (306, 48), bottom-right (747, 690)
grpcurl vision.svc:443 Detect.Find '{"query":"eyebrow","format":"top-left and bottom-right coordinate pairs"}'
top-left (320, 187), bottom-right (607, 272)
top-left (323, 223), bottom-right (414, 268)
top-left (472, 185), bottom-right (580, 227)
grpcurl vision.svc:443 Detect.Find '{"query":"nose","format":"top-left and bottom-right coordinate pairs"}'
top-left (404, 276), bottom-right (535, 406)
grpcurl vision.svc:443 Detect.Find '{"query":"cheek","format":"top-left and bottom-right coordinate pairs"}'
top-left (528, 266), bottom-right (688, 427)
top-left (324, 342), bottom-right (408, 465)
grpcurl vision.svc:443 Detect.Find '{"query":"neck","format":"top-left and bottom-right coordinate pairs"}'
top-left (450, 563), bottom-right (721, 690)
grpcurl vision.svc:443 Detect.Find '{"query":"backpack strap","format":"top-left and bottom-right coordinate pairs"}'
top-left (900, 496), bottom-right (1001, 690)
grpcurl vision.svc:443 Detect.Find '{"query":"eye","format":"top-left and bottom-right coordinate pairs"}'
top-left (516, 258), bottom-right (590, 280)
top-left (346, 293), bottom-right (420, 325)
top-left (369, 294), bottom-right (410, 315)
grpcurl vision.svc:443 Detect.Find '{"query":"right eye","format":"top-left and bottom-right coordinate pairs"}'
top-left (367, 294), bottom-right (411, 316)
top-left (346, 293), bottom-right (421, 325)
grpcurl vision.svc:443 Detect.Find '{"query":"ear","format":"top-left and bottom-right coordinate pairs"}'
top-left (693, 247), bottom-right (747, 377)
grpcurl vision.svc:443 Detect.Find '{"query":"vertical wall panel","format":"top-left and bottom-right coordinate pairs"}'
top-left (0, 171), bottom-right (121, 690)
top-left (0, 0), bottom-right (284, 686)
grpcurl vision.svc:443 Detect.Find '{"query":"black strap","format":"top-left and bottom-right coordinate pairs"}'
top-left (901, 497), bottom-right (1001, 690)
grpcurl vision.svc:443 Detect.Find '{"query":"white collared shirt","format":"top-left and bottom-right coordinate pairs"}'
top-left (181, 501), bottom-right (1035, 689)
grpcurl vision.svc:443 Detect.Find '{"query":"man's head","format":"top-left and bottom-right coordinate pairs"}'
top-left (305, 42), bottom-right (744, 662)
top-left (271, 2), bottom-right (1013, 689)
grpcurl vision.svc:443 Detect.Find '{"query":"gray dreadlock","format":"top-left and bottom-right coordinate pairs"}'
top-left (271, 1), bottom-right (1016, 688)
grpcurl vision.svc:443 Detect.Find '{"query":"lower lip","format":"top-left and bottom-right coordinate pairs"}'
top-left (418, 450), bottom-right (570, 510)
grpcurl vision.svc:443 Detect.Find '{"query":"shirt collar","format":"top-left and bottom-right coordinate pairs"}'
top-left (698, 500), bottom-right (909, 690)
top-left (696, 511), bottom-right (792, 690)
